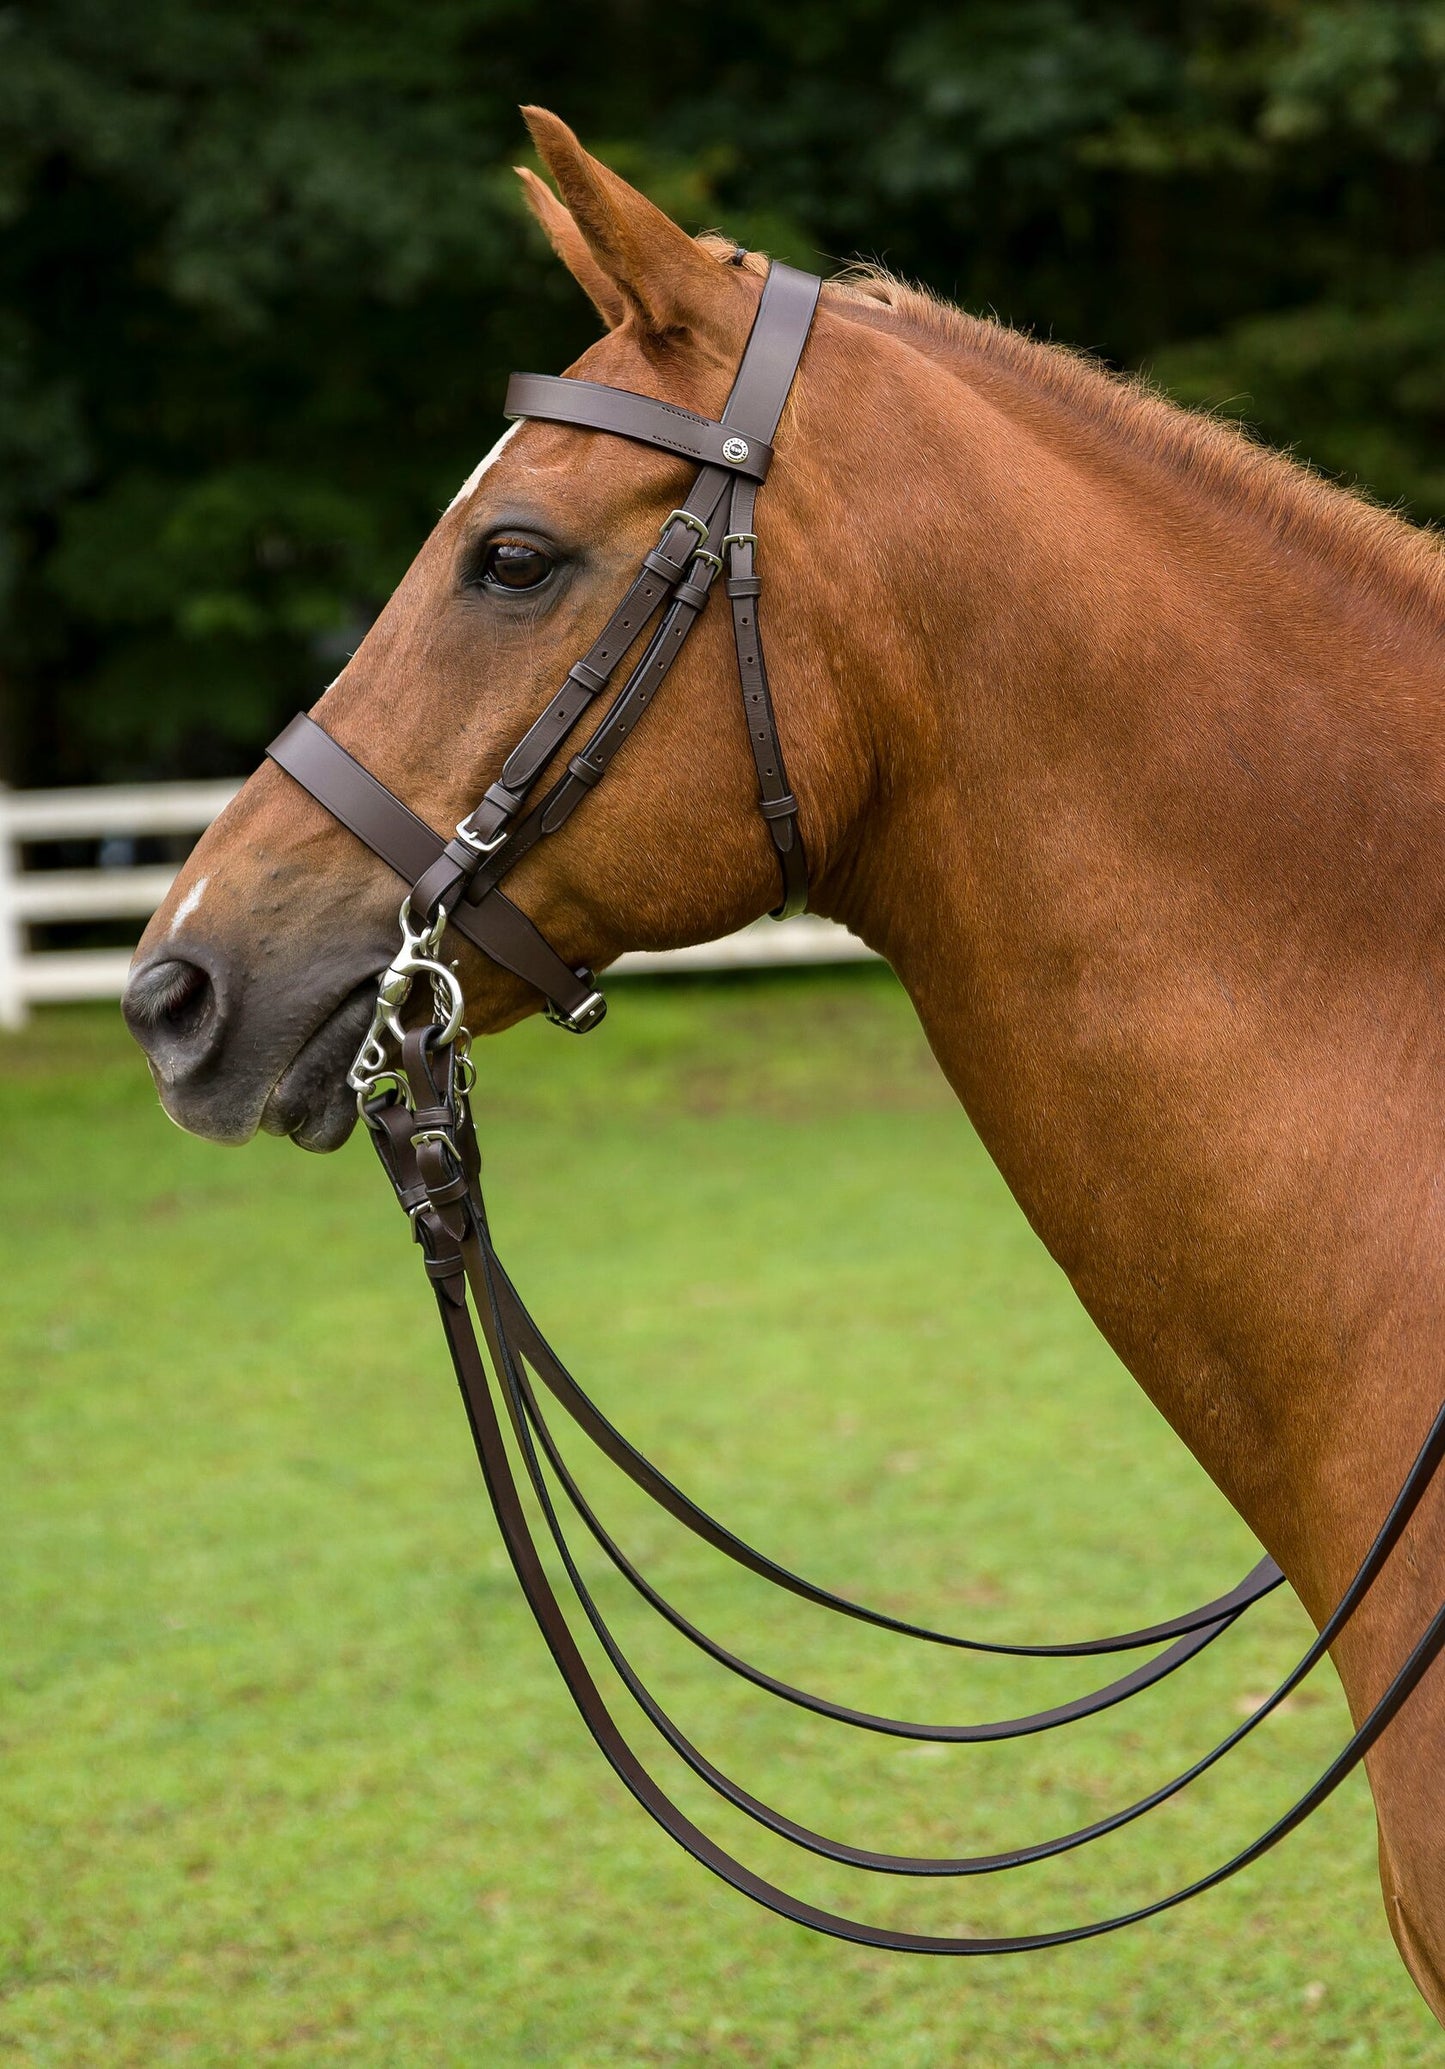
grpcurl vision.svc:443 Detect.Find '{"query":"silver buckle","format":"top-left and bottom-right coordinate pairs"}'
top-left (410, 1125), bottom-right (463, 1172)
top-left (453, 818), bottom-right (508, 856)
top-left (544, 987), bottom-right (607, 1035)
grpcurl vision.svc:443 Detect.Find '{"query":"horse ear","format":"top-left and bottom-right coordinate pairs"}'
top-left (521, 106), bottom-right (740, 348)
top-left (515, 166), bottom-right (628, 330)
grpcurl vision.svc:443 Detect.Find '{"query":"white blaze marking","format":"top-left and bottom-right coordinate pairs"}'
top-left (170, 874), bottom-right (209, 934)
top-left (446, 421), bottom-right (521, 512)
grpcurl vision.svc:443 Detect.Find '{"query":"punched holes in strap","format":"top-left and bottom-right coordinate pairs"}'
top-left (723, 502), bottom-right (808, 918)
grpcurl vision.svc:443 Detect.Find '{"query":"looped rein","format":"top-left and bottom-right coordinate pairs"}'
top-left (260, 257), bottom-right (1445, 1950)
top-left (358, 1003), bottom-right (1445, 1953)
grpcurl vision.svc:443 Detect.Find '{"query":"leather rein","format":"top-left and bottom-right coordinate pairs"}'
top-left (264, 260), bottom-right (1445, 1952)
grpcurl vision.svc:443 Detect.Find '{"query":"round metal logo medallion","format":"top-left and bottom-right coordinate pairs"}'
top-left (722, 436), bottom-right (749, 463)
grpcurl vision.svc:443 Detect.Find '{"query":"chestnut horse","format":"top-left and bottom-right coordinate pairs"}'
top-left (124, 110), bottom-right (1445, 2015)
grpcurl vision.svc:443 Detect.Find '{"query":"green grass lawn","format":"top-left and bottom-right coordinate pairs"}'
top-left (2, 973), bottom-right (1440, 2067)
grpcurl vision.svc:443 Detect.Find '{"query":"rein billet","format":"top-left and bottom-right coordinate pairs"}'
top-left (266, 259), bottom-right (1445, 1952)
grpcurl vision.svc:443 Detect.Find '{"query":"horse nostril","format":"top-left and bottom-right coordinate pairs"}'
top-left (123, 956), bottom-right (218, 1062)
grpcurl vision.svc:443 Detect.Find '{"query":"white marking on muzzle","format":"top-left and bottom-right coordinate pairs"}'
top-left (170, 874), bottom-right (209, 934)
top-left (446, 422), bottom-right (520, 512)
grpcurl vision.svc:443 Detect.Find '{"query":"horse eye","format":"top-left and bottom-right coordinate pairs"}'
top-left (481, 539), bottom-right (555, 591)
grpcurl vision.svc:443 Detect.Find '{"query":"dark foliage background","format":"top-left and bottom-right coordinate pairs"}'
top-left (4, 0), bottom-right (1444, 785)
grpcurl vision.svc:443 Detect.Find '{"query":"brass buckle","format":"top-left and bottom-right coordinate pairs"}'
top-left (661, 508), bottom-right (711, 548)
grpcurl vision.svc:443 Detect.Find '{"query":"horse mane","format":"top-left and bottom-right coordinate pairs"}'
top-left (816, 260), bottom-right (1445, 642)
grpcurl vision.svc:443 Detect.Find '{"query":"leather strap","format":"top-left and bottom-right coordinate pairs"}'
top-left (493, 1269), bottom-right (1440, 1886)
top-left (724, 493), bottom-right (807, 916)
top-left (713, 264), bottom-right (819, 915)
top-left (719, 263), bottom-right (822, 443)
top-left (507, 1334), bottom-right (1255, 1743)
top-left (270, 711), bottom-right (449, 885)
top-left (489, 1252), bottom-right (1283, 1655)
top-left (504, 1356), bottom-right (1254, 1878)
top-left (383, 1083), bottom-right (1445, 1949)
top-left (506, 375), bottom-right (773, 479)
top-left (355, 1020), bottom-right (1445, 1949)
top-left (267, 715), bottom-right (602, 1027)
top-left (408, 480), bottom-right (734, 925)
top-left (460, 541), bottom-right (729, 905)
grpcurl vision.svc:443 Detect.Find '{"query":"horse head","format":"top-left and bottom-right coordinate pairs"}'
top-left (123, 109), bottom-right (892, 1149)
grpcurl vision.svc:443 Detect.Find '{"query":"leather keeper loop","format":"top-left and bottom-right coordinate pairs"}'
top-left (567, 754), bottom-right (604, 788)
top-left (673, 580), bottom-right (712, 612)
top-left (727, 576), bottom-right (763, 599)
top-left (442, 836), bottom-right (480, 872)
top-left (476, 780), bottom-right (522, 820)
top-left (759, 793), bottom-right (799, 821)
top-left (410, 848), bottom-right (469, 921)
top-left (425, 1171), bottom-right (471, 1210)
top-left (568, 659), bottom-right (608, 695)
top-left (643, 546), bottom-right (691, 583)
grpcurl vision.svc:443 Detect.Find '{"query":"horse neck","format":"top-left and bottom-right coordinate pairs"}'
top-left (809, 320), bottom-right (1445, 1610)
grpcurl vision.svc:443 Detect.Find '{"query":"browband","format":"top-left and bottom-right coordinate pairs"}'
top-left (504, 375), bottom-right (774, 479)
top-left (268, 259), bottom-right (822, 1029)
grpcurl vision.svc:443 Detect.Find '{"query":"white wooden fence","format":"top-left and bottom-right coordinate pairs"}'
top-left (0, 778), bottom-right (875, 1029)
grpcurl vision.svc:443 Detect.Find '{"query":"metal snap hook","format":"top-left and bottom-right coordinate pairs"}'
top-left (348, 896), bottom-right (470, 1097)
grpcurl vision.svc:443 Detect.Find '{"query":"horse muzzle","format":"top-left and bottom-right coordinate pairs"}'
top-left (123, 933), bottom-right (383, 1151)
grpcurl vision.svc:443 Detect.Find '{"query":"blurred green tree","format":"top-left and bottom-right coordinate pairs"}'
top-left (2, 0), bottom-right (1443, 783)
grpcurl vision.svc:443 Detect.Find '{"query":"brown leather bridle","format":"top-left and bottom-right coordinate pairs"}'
top-left (264, 259), bottom-right (1445, 1953)
top-left (269, 260), bottom-right (820, 1036)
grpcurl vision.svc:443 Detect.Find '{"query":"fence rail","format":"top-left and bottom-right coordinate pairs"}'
top-left (0, 778), bottom-right (874, 1029)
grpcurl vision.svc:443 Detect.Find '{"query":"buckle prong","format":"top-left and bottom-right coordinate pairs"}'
top-left (454, 819), bottom-right (508, 856)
